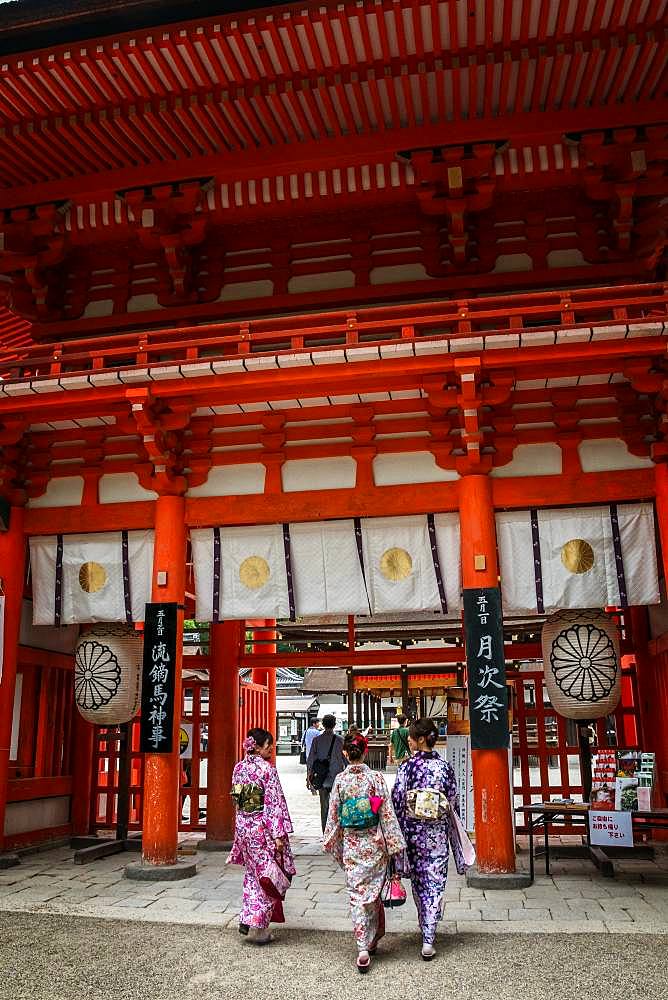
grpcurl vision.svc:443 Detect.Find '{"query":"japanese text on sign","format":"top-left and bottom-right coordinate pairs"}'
top-left (140, 603), bottom-right (178, 754)
top-left (463, 587), bottom-right (509, 751)
top-left (588, 809), bottom-right (633, 848)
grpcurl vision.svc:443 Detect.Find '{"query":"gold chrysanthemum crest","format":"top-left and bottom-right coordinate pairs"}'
top-left (560, 538), bottom-right (595, 575)
top-left (239, 555), bottom-right (271, 590)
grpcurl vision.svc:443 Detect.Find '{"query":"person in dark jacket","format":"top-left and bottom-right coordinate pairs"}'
top-left (306, 714), bottom-right (346, 832)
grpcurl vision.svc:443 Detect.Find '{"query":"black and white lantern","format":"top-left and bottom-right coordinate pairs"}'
top-left (541, 610), bottom-right (621, 720)
top-left (74, 624), bottom-right (143, 725)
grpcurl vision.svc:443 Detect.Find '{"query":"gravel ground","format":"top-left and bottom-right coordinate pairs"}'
top-left (0, 912), bottom-right (666, 1000)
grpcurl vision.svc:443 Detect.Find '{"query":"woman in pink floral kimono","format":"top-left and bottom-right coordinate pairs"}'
top-left (324, 732), bottom-right (405, 973)
top-left (227, 728), bottom-right (295, 944)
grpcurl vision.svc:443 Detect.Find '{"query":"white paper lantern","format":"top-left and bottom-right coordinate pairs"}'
top-left (74, 624), bottom-right (143, 725)
top-left (541, 610), bottom-right (621, 720)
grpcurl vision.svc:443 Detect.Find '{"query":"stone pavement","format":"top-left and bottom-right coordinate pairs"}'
top-left (1, 754), bottom-right (667, 937)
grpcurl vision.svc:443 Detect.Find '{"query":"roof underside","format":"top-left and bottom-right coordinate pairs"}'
top-left (0, 1), bottom-right (665, 354)
top-left (0, 0), bottom-right (665, 203)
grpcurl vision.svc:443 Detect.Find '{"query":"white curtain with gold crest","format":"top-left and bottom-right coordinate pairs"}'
top-left (191, 523), bottom-right (291, 621)
top-left (30, 530), bottom-right (154, 625)
top-left (192, 513), bottom-right (461, 621)
top-left (497, 503), bottom-right (659, 615)
top-left (361, 513), bottom-right (460, 615)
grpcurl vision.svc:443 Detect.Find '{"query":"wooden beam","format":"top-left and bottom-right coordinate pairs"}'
top-left (20, 467), bottom-right (656, 535)
top-left (2, 100), bottom-right (664, 211)
top-left (25, 501), bottom-right (155, 535)
top-left (239, 643), bottom-right (541, 670)
top-left (7, 775), bottom-right (72, 802)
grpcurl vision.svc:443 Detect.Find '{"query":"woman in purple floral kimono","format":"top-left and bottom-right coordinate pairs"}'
top-left (227, 728), bottom-right (295, 944)
top-left (391, 717), bottom-right (467, 961)
top-left (324, 732), bottom-right (405, 974)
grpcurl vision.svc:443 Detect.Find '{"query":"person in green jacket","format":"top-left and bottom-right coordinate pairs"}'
top-left (390, 715), bottom-right (410, 762)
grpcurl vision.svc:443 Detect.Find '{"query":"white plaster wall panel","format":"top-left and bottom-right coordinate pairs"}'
top-left (578, 439), bottom-right (654, 472)
top-left (28, 477), bottom-right (84, 508)
top-left (370, 263), bottom-right (428, 284)
top-left (82, 298), bottom-right (114, 318)
top-left (493, 253), bottom-right (533, 272)
top-left (4, 797), bottom-right (70, 836)
top-left (99, 473), bottom-right (158, 503)
top-left (373, 452), bottom-right (459, 485)
top-left (547, 249), bottom-right (587, 267)
top-left (187, 464), bottom-right (267, 497)
top-left (218, 280), bottom-right (274, 301)
top-left (282, 457), bottom-right (356, 492)
top-left (288, 271), bottom-right (355, 294)
top-left (127, 293), bottom-right (161, 312)
top-left (490, 443), bottom-right (562, 478)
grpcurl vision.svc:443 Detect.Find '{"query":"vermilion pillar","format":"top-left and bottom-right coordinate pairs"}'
top-left (70, 712), bottom-right (95, 836)
top-left (204, 620), bottom-right (241, 847)
top-left (0, 506), bottom-right (26, 854)
top-left (458, 475), bottom-right (516, 874)
top-left (142, 495), bottom-right (186, 866)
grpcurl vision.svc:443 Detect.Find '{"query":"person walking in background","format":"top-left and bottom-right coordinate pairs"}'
top-left (307, 714), bottom-right (345, 832)
top-left (324, 732), bottom-right (405, 974)
top-left (391, 718), bottom-right (468, 962)
top-left (228, 727), bottom-right (296, 945)
top-left (301, 718), bottom-right (321, 763)
top-left (390, 714), bottom-right (410, 763)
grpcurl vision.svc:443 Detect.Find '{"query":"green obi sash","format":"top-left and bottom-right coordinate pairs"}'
top-left (339, 796), bottom-right (380, 830)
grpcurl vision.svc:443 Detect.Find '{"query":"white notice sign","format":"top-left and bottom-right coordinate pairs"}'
top-left (446, 735), bottom-right (475, 833)
top-left (588, 809), bottom-right (633, 848)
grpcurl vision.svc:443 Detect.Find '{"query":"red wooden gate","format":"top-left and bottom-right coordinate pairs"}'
top-left (92, 672), bottom-right (270, 833)
top-left (239, 678), bottom-right (269, 757)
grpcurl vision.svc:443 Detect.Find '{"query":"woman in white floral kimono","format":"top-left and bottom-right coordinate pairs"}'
top-left (323, 731), bottom-right (405, 973)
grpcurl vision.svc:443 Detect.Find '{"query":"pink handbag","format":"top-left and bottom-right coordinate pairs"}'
top-left (381, 869), bottom-right (407, 908)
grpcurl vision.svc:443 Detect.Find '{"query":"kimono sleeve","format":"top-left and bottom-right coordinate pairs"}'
top-left (263, 765), bottom-right (294, 839)
top-left (323, 773), bottom-right (344, 866)
top-left (391, 760), bottom-right (409, 827)
top-left (375, 773), bottom-right (406, 856)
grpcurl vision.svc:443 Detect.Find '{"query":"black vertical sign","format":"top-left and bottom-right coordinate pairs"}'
top-left (463, 586), bottom-right (509, 750)
top-left (140, 602), bottom-right (178, 754)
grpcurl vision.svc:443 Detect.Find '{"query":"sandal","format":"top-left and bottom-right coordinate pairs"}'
top-left (421, 942), bottom-right (436, 962)
top-left (238, 923), bottom-right (250, 936)
top-left (357, 951), bottom-right (371, 974)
